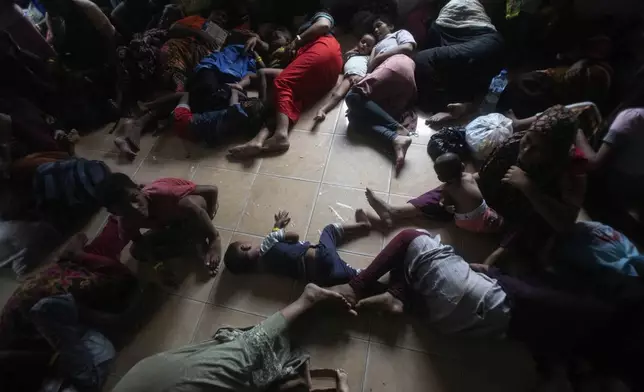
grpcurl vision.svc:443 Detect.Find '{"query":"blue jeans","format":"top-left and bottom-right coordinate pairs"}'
top-left (29, 294), bottom-right (115, 392)
top-left (345, 91), bottom-right (399, 142)
top-left (314, 224), bottom-right (358, 286)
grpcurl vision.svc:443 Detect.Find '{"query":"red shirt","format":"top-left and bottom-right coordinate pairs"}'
top-left (118, 178), bottom-right (197, 241)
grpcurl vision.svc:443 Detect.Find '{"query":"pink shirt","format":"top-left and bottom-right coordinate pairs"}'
top-left (119, 178), bottom-right (197, 241)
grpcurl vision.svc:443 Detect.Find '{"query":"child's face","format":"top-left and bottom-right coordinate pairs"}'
top-left (373, 20), bottom-right (393, 40)
top-left (357, 34), bottom-right (376, 55)
top-left (236, 242), bottom-right (260, 262)
top-left (109, 188), bottom-right (149, 219)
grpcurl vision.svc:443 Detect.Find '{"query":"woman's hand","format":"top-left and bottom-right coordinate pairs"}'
top-left (367, 54), bottom-right (384, 73)
top-left (502, 166), bottom-right (532, 192)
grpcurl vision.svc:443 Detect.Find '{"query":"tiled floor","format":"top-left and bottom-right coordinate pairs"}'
top-left (42, 95), bottom-right (538, 391)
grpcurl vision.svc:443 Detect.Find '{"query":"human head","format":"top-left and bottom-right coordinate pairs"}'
top-left (224, 241), bottom-right (260, 273)
top-left (518, 105), bottom-right (577, 167)
top-left (434, 153), bottom-right (464, 183)
top-left (98, 173), bottom-right (149, 219)
top-left (208, 9), bottom-right (228, 26)
top-left (373, 16), bottom-right (394, 40)
top-left (271, 27), bottom-right (292, 49)
top-left (158, 4), bottom-right (184, 29)
top-left (357, 34), bottom-right (376, 55)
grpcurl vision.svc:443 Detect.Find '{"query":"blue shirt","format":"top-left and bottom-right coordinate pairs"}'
top-left (194, 45), bottom-right (257, 83)
top-left (190, 104), bottom-right (247, 146)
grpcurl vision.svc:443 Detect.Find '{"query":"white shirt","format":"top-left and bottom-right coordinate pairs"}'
top-left (435, 0), bottom-right (496, 32)
top-left (372, 29), bottom-right (416, 56)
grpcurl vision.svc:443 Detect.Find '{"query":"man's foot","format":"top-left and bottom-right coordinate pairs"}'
top-left (336, 369), bottom-right (349, 392)
top-left (356, 292), bottom-right (404, 314)
top-left (355, 208), bottom-right (372, 230)
top-left (395, 124), bottom-right (410, 137)
top-left (426, 103), bottom-right (468, 125)
top-left (314, 109), bottom-right (326, 123)
top-left (329, 283), bottom-right (358, 307)
top-left (114, 136), bottom-right (137, 160)
top-left (393, 135), bottom-right (411, 175)
top-left (228, 141), bottom-right (264, 159)
top-left (365, 188), bottom-right (393, 227)
top-left (262, 134), bottom-right (290, 154)
top-left (302, 283), bottom-right (353, 311)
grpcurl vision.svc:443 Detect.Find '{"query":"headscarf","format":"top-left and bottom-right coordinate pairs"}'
top-left (478, 105), bottom-right (580, 223)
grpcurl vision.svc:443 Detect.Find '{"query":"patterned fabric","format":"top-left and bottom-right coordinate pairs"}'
top-left (478, 105), bottom-right (582, 224)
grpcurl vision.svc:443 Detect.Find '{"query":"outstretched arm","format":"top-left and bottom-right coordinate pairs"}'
top-left (193, 185), bottom-right (219, 218)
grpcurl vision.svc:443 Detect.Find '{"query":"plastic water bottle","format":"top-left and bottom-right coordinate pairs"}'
top-left (480, 69), bottom-right (508, 114)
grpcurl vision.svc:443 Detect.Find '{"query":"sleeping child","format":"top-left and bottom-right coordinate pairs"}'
top-left (435, 152), bottom-right (504, 233)
top-left (314, 34), bottom-right (376, 122)
top-left (224, 209), bottom-right (372, 286)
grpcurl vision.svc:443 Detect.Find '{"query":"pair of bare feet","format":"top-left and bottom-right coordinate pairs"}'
top-left (114, 118), bottom-right (142, 160)
top-left (228, 133), bottom-right (290, 159)
top-left (330, 283), bottom-right (404, 316)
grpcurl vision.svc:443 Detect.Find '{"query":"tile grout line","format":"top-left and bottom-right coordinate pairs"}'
top-left (301, 130), bottom-right (336, 240)
top-left (361, 340), bottom-right (372, 392)
top-left (232, 172), bottom-right (259, 232)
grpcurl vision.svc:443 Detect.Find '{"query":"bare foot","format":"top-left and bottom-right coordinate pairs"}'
top-left (329, 283), bottom-right (358, 309)
top-left (262, 134), bottom-right (290, 154)
top-left (395, 124), bottom-right (410, 137)
top-left (354, 209), bottom-right (372, 230)
top-left (228, 141), bottom-right (263, 158)
top-left (314, 109), bottom-right (326, 123)
top-left (336, 369), bottom-right (349, 392)
top-left (393, 135), bottom-right (412, 175)
top-left (302, 283), bottom-right (353, 311)
top-left (365, 188), bottom-right (393, 227)
top-left (426, 103), bottom-right (468, 125)
top-left (356, 292), bottom-right (403, 314)
top-left (114, 136), bottom-right (137, 160)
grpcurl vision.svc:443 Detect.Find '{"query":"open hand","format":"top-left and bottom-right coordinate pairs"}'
top-left (245, 36), bottom-right (259, 52)
top-left (502, 166), bottom-right (531, 192)
top-left (274, 210), bottom-right (291, 228)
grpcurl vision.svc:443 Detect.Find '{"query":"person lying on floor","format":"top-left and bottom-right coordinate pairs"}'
top-left (224, 209), bottom-right (371, 286)
top-left (344, 16), bottom-right (418, 173)
top-left (313, 33), bottom-right (377, 123)
top-left (0, 226), bottom-right (139, 392)
top-left (331, 229), bottom-right (615, 354)
top-left (97, 173), bottom-right (222, 284)
top-left (112, 283), bottom-right (353, 392)
top-left (172, 90), bottom-right (266, 148)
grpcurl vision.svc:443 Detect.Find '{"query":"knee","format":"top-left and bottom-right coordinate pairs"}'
top-left (344, 91), bottom-right (361, 108)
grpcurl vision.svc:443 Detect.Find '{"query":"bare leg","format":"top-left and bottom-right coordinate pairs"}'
top-left (228, 126), bottom-right (272, 158)
top-left (262, 112), bottom-right (290, 153)
top-left (356, 291), bottom-right (404, 314)
top-left (280, 283), bottom-right (352, 323)
top-left (392, 134), bottom-right (412, 174)
top-left (337, 209), bottom-right (372, 238)
top-left (426, 102), bottom-right (472, 125)
top-left (258, 68), bottom-right (283, 103)
top-left (365, 188), bottom-right (422, 227)
top-left (315, 78), bottom-right (351, 123)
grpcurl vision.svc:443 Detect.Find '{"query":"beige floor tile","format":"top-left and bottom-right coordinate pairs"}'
top-left (112, 294), bottom-right (205, 377)
top-left (192, 167), bottom-right (256, 230)
top-left (337, 251), bottom-right (373, 271)
top-left (323, 135), bottom-right (392, 192)
top-left (208, 233), bottom-right (294, 315)
top-left (334, 101), bottom-right (349, 135)
top-left (192, 134), bottom-right (264, 173)
top-left (237, 175), bottom-right (318, 236)
top-left (413, 111), bottom-right (438, 146)
top-left (149, 134), bottom-right (200, 162)
top-left (81, 208), bottom-right (109, 240)
top-left (133, 157), bottom-right (198, 183)
top-left (169, 229), bottom-right (233, 302)
top-left (258, 130), bottom-right (332, 181)
top-left (302, 336), bottom-right (369, 392)
top-left (390, 144), bottom-right (440, 197)
top-left (192, 305), bottom-right (265, 343)
top-left (306, 184), bottom-right (384, 256)
top-left (364, 343), bottom-right (451, 392)
top-left (76, 128), bottom-right (111, 151)
top-left (369, 313), bottom-right (436, 353)
top-left (295, 90), bottom-right (343, 134)
top-left (77, 149), bottom-right (143, 177)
